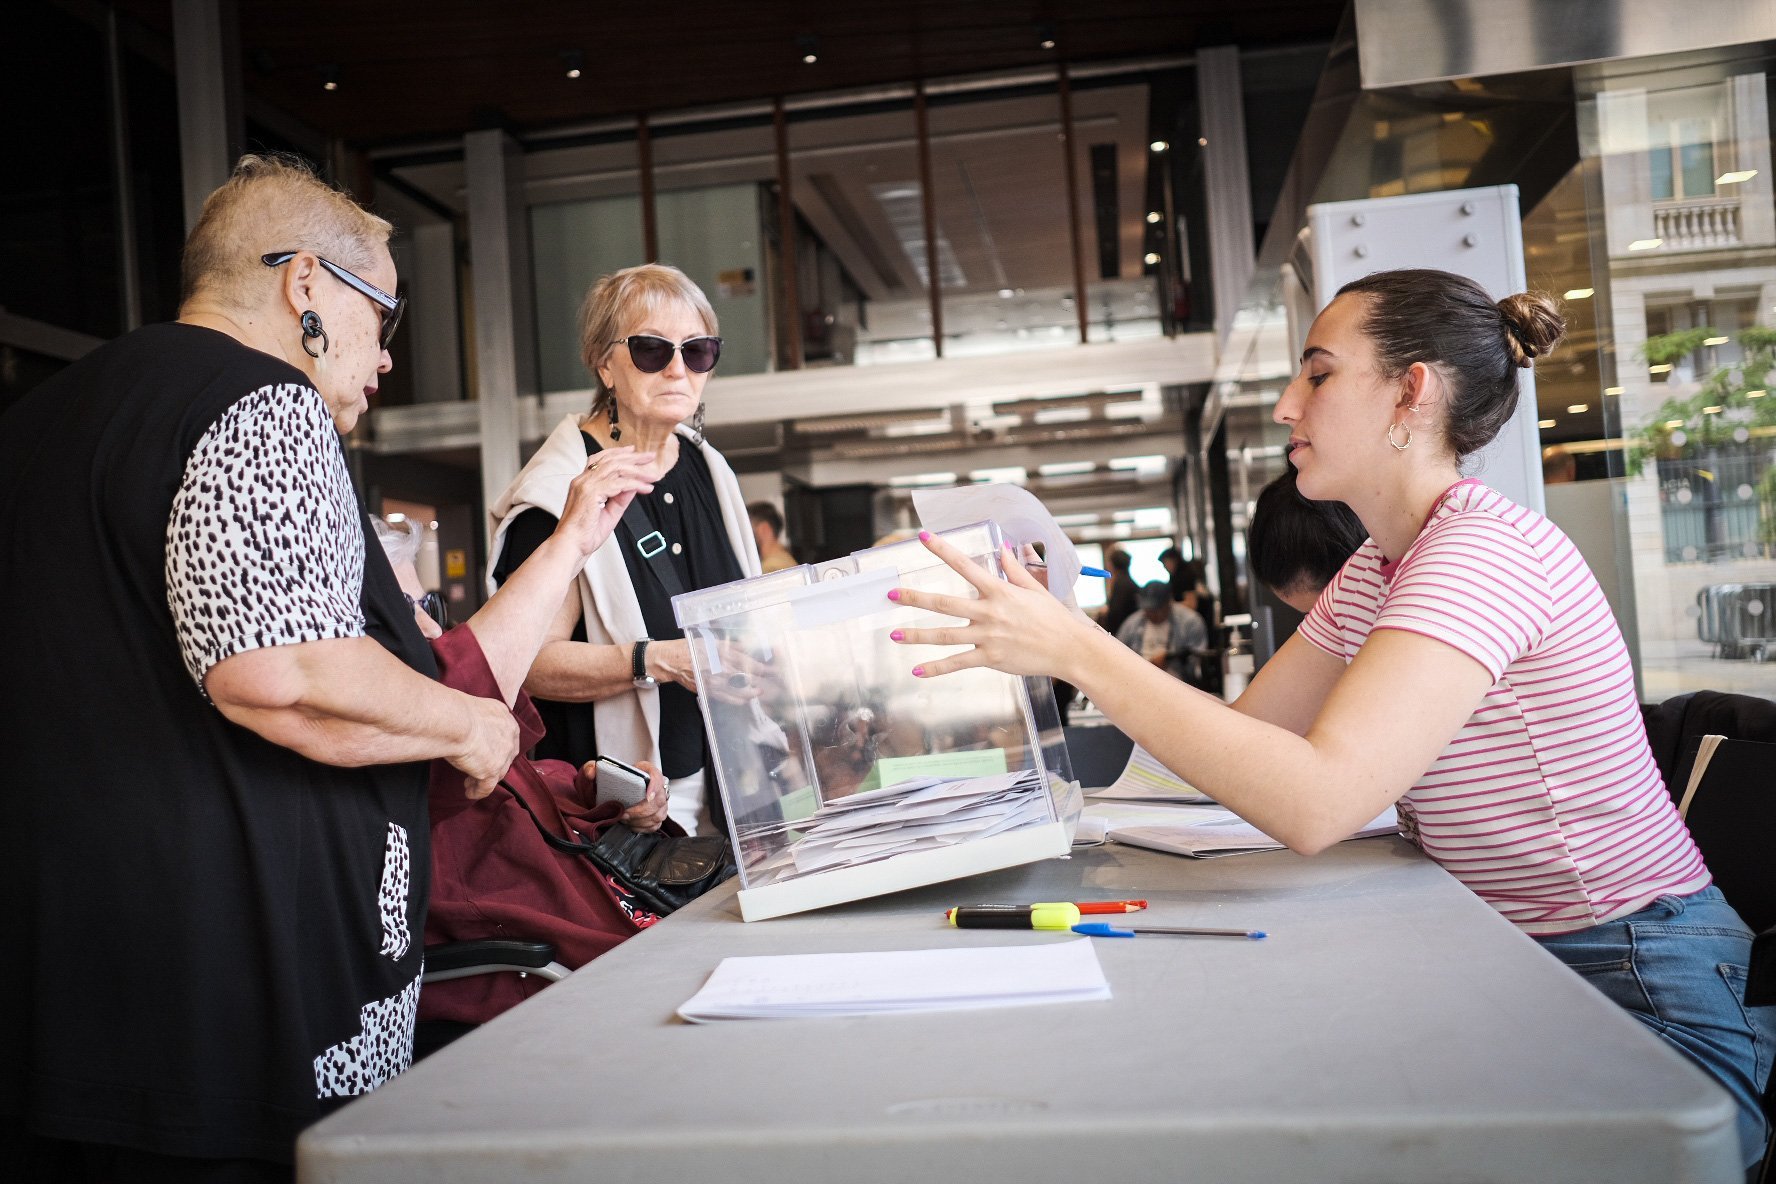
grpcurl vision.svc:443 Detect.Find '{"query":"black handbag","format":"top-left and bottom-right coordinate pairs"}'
top-left (499, 763), bottom-right (737, 916)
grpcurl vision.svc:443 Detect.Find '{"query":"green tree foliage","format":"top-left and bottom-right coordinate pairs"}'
top-left (1628, 326), bottom-right (1776, 475)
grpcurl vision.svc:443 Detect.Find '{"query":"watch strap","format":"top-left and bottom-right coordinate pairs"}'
top-left (631, 639), bottom-right (652, 682)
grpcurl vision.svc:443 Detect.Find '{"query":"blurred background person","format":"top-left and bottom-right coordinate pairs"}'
top-left (1097, 545), bottom-right (1139, 634)
top-left (1115, 580), bottom-right (1210, 687)
top-left (488, 264), bottom-right (761, 836)
top-left (1246, 466), bottom-right (1369, 612)
top-left (748, 500), bottom-right (798, 572)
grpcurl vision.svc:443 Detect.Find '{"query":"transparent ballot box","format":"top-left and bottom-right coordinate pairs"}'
top-left (674, 522), bottom-right (1078, 921)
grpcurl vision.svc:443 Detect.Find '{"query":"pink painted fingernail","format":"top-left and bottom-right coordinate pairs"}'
top-left (918, 530), bottom-right (932, 542)
top-left (887, 588), bottom-right (901, 601)
top-left (890, 629), bottom-right (904, 642)
top-left (912, 665), bottom-right (926, 677)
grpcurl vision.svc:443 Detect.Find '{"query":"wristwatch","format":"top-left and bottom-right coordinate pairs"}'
top-left (631, 639), bottom-right (657, 689)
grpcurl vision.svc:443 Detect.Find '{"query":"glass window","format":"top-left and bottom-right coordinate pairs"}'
top-left (1578, 64), bottom-right (1776, 701)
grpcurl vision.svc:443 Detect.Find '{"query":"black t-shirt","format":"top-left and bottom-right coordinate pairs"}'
top-left (0, 324), bottom-right (434, 1164)
top-left (492, 430), bottom-right (743, 779)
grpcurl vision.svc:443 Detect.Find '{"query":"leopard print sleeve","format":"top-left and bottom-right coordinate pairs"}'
top-left (166, 382), bottom-right (367, 692)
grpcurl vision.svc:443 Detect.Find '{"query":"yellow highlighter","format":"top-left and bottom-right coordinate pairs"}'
top-left (946, 903), bottom-right (1082, 930)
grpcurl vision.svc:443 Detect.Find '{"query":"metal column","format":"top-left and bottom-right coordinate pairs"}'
top-left (464, 129), bottom-right (537, 541)
top-left (1196, 46), bottom-right (1255, 345)
top-left (171, 0), bottom-right (242, 232)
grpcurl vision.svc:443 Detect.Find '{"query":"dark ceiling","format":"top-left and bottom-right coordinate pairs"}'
top-left (116, 0), bottom-right (1347, 147)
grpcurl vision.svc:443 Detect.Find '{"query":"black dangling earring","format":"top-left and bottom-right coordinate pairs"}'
top-left (607, 398), bottom-right (621, 442)
top-left (689, 400), bottom-right (705, 444)
top-left (300, 310), bottom-right (330, 358)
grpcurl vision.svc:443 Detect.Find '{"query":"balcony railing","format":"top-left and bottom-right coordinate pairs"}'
top-left (1652, 196), bottom-right (1742, 251)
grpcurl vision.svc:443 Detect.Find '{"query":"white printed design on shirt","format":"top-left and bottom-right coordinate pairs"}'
top-left (313, 972), bottom-right (420, 1098)
top-left (377, 822), bottom-right (411, 960)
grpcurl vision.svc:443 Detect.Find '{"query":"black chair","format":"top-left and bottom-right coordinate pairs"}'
top-left (1676, 737), bottom-right (1776, 939)
top-left (1062, 723), bottom-right (1136, 790)
top-left (1640, 691), bottom-right (1776, 805)
top-left (414, 940), bottom-right (570, 1061)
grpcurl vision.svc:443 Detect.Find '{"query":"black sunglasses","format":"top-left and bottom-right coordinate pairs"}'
top-left (611, 333), bottom-right (722, 374)
top-left (262, 250), bottom-right (407, 350)
top-left (403, 590), bottom-right (449, 630)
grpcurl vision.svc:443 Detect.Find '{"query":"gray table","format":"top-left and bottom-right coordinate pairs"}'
top-left (299, 838), bottom-right (1742, 1183)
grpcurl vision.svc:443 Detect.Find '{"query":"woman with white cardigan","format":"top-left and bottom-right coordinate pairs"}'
top-left (488, 264), bottom-right (761, 835)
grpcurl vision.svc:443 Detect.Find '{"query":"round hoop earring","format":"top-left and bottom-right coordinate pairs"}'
top-left (607, 398), bottom-right (621, 442)
top-left (300, 310), bottom-right (330, 358)
top-left (1386, 422), bottom-right (1412, 452)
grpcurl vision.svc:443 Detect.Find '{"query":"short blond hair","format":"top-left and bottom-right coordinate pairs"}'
top-left (181, 153), bottom-right (393, 308)
top-left (577, 264), bottom-right (719, 411)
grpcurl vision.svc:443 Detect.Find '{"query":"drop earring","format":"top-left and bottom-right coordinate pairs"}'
top-left (607, 398), bottom-right (621, 442)
top-left (689, 400), bottom-right (705, 444)
top-left (300, 310), bottom-right (329, 358)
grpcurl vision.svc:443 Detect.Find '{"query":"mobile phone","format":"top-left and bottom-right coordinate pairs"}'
top-left (593, 755), bottom-right (650, 809)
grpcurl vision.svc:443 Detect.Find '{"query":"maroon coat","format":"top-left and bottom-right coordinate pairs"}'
top-left (420, 627), bottom-right (662, 1025)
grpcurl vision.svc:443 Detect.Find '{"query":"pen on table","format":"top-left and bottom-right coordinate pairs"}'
top-left (1072, 923), bottom-right (1267, 940)
top-left (951, 908), bottom-right (1143, 923)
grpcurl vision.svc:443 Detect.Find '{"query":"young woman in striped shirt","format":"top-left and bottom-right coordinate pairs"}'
top-left (894, 268), bottom-right (1773, 1169)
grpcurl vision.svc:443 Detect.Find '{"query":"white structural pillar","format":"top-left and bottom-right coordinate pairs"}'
top-left (464, 129), bottom-right (536, 537)
top-left (1197, 45), bottom-right (1256, 346)
top-left (172, 0), bottom-right (242, 232)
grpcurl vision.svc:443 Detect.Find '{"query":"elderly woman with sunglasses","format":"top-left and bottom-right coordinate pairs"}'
top-left (489, 264), bottom-right (762, 836)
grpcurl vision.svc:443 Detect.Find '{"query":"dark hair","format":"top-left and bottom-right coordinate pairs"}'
top-left (746, 500), bottom-right (783, 536)
top-left (1334, 269), bottom-right (1565, 460)
top-left (1247, 468), bottom-right (1368, 597)
top-left (1157, 546), bottom-right (1182, 567)
top-left (1108, 547), bottom-right (1132, 572)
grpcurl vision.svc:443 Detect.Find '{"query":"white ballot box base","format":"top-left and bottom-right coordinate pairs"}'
top-left (736, 822), bottom-right (1070, 922)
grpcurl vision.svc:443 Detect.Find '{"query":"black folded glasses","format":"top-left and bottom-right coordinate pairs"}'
top-left (610, 333), bottom-right (722, 374)
top-left (262, 250), bottom-right (406, 350)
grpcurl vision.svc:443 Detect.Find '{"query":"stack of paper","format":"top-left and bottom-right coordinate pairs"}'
top-left (677, 937), bottom-right (1111, 1022)
top-left (1110, 803), bottom-right (1398, 858)
top-left (787, 770), bottom-right (1050, 875)
top-left (1086, 744), bottom-right (1214, 804)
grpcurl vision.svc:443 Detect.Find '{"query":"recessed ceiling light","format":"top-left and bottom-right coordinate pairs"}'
top-left (1143, 252), bottom-right (1161, 265)
top-left (1149, 140), bottom-right (1169, 153)
top-left (1716, 169), bottom-right (1758, 185)
top-left (1563, 287), bottom-right (1593, 300)
top-left (1648, 363), bottom-right (1672, 374)
top-left (1703, 335), bottom-right (1729, 346)
top-left (1747, 389), bottom-right (1767, 398)
top-left (1538, 419), bottom-right (1557, 429)
top-left (1146, 211), bottom-right (1162, 224)
top-left (797, 34), bottom-right (819, 64)
top-left (1703, 405), bottom-right (1724, 414)
top-left (320, 64), bottom-right (340, 91)
top-left (1628, 238), bottom-right (1662, 251)
top-left (1567, 404), bottom-right (1589, 414)
top-left (1604, 386), bottom-right (1624, 395)
top-left (561, 49), bottom-right (583, 79)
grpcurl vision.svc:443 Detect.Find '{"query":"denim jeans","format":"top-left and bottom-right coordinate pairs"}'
top-left (1537, 887), bottom-right (1775, 1170)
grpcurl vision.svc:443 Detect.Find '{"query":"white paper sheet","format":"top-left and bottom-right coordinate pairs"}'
top-left (677, 937), bottom-right (1112, 1022)
top-left (911, 483), bottom-right (1082, 602)
top-left (1086, 744), bottom-right (1214, 803)
top-left (1110, 805), bottom-right (1399, 859)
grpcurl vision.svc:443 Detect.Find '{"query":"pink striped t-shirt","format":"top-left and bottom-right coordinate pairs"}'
top-left (1297, 480), bottom-right (1709, 935)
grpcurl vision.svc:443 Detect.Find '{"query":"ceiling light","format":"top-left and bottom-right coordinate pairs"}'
top-left (1144, 252), bottom-right (1161, 265)
top-left (320, 64), bottom-right (340, 91)
top-left (1648, 363), bottom-right (1672, 374)
top-left (797, 34), bottom-right (819, 64)
top-left (888, 471), bottom-right (956, 488)
top-left (1197, 136), bottom-right (1208, 147)
top-left (1664, 419), bottom-right (1685, 429)
top-left (1716, 169), bottom-right (1758, 185)
top-left (1628, 238), bottom-right (1662, 251)
top-left (1703, 335), bottom-right (1729, 346)
top-left (1567, 404), bottom-right (1589, 414)
top-left (1038, 461), bottom-right (1096, 477)
top-left (997, 288), bottom-right (1015, 298)
top-left (1604, 386), bottom-right (1624, 395)
top-left (1563, 287), bottom-right (1593, 300)
top-left (1703, 405), bottom-right (1724, 414)
top-left (561, 49), bottom-right (583, 79)
top-left (1149, 140), bottom-right (1169, 152)
top-left (1146, 211), bottom-right (1162, 224)
top-left (1037, 23), bottom-right (1056, 49)
top-left (1747, 389), bottom-right (1766, 398)
top-left (1538, 419), bottom-right (1557, 429)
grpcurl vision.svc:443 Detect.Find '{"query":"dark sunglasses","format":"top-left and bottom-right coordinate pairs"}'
top-left (262, 250), bottom-right (407, 350)
top-left (611, 333), bottom-right (722, 374)
top-left (403, 590), bottom-right (449, 630)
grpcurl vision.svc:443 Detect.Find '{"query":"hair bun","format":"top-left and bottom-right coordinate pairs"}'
top-left (1497, 291), bottom-right (1565, 368)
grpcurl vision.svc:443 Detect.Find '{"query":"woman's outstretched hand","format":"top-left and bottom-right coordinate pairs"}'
top-left (887, 531), bottom-right (1097, 681)
top-left (555, 447), bottom-right (656, 559)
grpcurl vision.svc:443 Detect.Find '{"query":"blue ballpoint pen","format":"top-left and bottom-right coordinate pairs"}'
top-left (1072, 922), bottom-right (1267, 939)
top-left (1078, 565), bottom-right (1112, 578)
